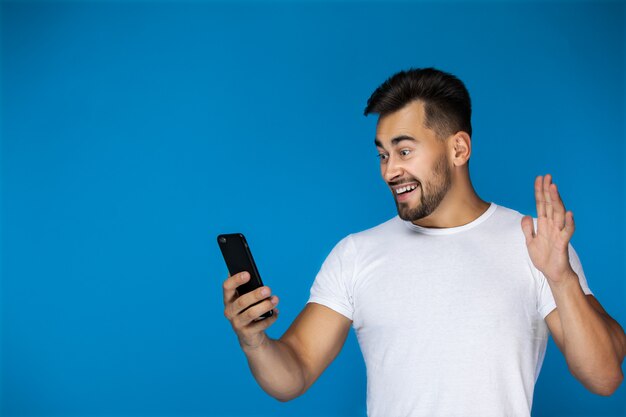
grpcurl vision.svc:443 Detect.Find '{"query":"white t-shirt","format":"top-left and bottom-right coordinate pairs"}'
top-left (307, 203), bottom-right (592, 417)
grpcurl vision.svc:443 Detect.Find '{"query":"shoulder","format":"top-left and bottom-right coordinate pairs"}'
top-left (326, 216), bottom-right (406, 257)
top-left (491, 203), bottom-right (527, 224)
top-left (350, 215), bottom-right (407, 245)
top-left (486, 204), bottom-right (530, 235)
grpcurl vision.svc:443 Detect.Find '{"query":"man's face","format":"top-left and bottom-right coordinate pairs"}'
top-left (374, 101), bottom-right (452, 222)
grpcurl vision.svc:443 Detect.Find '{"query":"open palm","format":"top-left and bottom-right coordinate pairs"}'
top-left (521, 175), bottom-right (575, 283)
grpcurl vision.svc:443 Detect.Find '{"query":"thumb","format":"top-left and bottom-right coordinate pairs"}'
top-left (521, 216), bottom-right (535, 245)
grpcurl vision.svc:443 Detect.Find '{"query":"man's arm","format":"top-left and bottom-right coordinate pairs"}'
top-left (223, 272), bottom-right (352, 402)
top-left (545, 288), bottom-right (625, 395)
top-left (521, 174), bottom-right (625, 396)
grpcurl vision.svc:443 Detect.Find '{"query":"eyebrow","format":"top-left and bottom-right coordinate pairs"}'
top-left (374, 135), bottom-right (418, 148)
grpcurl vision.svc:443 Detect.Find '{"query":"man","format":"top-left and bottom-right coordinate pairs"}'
top-left (222, 68), bottom-right (625, 416)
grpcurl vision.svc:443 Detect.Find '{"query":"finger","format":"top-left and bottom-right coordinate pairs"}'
top-left (247, 308), bottom-right (279, 332)
top-left (235, 295), bottom-right (279, 327)
top-left (222, 271), bottom-right (250, 305)
top-left (521, 215), bottom-right (535, 245)
top-left (230, 286), bottom-right (272, 318)
top-left (535, 176), bottom-right (546, 218)
top-left (550, 183), bottom-right (566, 229)
top-left (543, 174), bottom-right (553, 220)
top-left (562, 211), bottom-right (575, 241)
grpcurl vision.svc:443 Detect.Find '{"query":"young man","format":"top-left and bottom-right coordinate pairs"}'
top-left (222, 68), bottom-right (625, 416)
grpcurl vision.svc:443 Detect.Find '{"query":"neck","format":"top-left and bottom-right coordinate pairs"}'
top-left (412, 173), bottom-right (490, 229)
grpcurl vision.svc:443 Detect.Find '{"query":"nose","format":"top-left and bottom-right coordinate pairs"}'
top-left (383, 156), bottom-right (404, 183)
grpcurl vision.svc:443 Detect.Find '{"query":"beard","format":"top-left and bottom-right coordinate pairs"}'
top-left (394, 153), bottom-right (452, 222)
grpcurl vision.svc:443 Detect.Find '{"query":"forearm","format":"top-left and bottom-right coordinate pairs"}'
top-left (241, 333), bottom-right (306, 402)
top-left (549, 272), bottom-right (625, 394)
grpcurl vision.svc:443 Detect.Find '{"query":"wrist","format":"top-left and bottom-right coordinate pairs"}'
top-left (546, 268), bottom-right (579, 292)
top-left (240, 332), bottom-right (270, 354)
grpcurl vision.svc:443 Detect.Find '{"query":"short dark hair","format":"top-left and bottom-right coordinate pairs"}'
top-left (364, 68), bottom-right (472, 139)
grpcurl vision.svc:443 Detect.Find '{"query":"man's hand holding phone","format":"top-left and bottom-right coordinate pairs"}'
top-left (218, 234), bottom-right (350, 402)
top-left (222, 271), bottom-right (279, 350)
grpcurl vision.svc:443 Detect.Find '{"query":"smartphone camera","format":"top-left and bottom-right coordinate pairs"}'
top-left (219, 236), bottom-right (227, 244)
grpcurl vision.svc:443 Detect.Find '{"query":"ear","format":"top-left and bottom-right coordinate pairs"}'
top-left (448, 132), bottom-right (471, 166)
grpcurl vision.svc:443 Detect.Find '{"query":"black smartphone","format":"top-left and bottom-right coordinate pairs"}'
top-left (217, 233), bottom-right (273, 320)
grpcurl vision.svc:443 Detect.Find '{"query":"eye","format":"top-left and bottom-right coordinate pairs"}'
top-left (399, 149), bottom-right (412, 157)
top-left (377, 153), bottom-right (389, 163)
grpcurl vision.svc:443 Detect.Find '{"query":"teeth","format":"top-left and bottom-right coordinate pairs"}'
top-left (396, 184), bottom-right (417, 194)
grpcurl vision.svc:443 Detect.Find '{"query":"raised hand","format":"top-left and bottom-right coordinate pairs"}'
top-left (521, 174), bottom-right (576, 283)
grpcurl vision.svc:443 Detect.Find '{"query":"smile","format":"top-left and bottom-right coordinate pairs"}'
top-left (393, 183), bottom-right (418, 195)
top-left (392, 183), bottom-right (420, 202)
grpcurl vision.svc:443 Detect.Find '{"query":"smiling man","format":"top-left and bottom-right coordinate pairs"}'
top-left (222, 68), bottom-right (625, 417)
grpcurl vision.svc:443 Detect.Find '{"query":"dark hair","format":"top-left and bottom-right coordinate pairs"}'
top-left (364, 68), bottom-right (472, 139)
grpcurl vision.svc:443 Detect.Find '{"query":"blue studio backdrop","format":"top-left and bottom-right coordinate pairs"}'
top-left (1, 1), bottom-right (625, 416)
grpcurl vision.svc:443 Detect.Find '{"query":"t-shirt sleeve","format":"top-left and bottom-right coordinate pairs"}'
top-left (537, 243), bottom-right (593, 319)
top-left (307, 235), bottom-right (356, 321)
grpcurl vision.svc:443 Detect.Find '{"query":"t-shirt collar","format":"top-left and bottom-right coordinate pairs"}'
top-left (401, 203), bottom-right (497, 235)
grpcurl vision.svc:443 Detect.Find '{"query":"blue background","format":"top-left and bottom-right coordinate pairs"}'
top-left (1, 0), bottom-right (625, 416)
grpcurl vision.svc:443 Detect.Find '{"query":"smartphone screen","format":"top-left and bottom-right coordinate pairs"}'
top-left (217, 233), bottom-right (273, 319)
